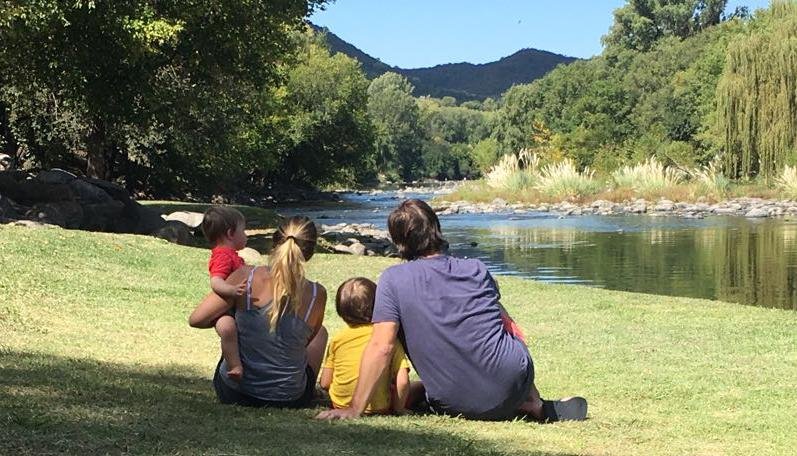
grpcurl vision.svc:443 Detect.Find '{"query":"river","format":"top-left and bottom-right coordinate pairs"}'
top-left (283, 189), bottom-right (797, 310)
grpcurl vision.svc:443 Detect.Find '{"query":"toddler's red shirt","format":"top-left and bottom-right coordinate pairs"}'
top-left (208, 246), bottom-right (245, 279)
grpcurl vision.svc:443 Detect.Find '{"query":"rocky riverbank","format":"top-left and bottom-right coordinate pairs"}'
top-left (318, 222), bottom-right (396, 257)
top-left (434, 197), bottom-right (797, 219)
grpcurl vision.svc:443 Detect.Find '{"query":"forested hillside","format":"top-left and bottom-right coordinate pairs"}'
top-left (314, 25), bottom-right (577, 100)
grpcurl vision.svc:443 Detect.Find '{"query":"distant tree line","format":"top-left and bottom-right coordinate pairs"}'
top-left (2, 0), bottom-right (795, 199)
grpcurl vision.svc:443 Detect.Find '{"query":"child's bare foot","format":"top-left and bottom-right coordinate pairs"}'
top-left (227, 365), bottom-right (243, 382)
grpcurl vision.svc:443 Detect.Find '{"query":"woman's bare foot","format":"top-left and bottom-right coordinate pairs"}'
top-left (227, 365), bottom-right (243, 382)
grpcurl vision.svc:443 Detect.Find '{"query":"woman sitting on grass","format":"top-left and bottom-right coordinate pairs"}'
top-left (317, 199), bottom-right (587, 422)
top-left (189, 216), bottom-right (328, 407)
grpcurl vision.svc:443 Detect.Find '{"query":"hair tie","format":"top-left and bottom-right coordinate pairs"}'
top-left (285, 235), bottom-right (296, 241)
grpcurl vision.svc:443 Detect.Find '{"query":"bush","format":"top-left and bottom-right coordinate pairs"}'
top-left (534, 158), bottom-right (601, 198)
top-left (775, 165), bottom-right (797, 199)
top-left (484, 149), bottom-right (539, 191)
top-left (612, 158), bottom-right (685, 196)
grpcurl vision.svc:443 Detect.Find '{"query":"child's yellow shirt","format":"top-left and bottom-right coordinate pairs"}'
top-left (323, 324), bottom-right (411, 413)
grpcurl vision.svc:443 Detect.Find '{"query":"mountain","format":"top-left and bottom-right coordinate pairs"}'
top-left (311, 24), bottom-right (578, 101)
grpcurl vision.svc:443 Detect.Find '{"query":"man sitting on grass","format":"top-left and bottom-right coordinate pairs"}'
top-left (316, 199), bottom-right (588, 422)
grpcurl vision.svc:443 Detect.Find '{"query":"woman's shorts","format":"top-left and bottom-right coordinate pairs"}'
top-left (213, 360), bottom-right (316, 408)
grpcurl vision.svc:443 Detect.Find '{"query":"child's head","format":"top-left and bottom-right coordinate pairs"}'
top-left (335, 277), bottom-right (376, 327)
top-left (201, 206), bottom-right (246, 248)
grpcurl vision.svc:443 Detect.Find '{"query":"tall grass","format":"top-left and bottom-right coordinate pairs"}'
top-left (534, 159), bottom-right (601, 199)
top-left (612, 158), bottom-right (685, 197)
top-left (485, 149), bottom-right (539, 191)
top-left (775, 165), bottom-right (797, 199)
top-left (691, 161), bottom-right (731, 199)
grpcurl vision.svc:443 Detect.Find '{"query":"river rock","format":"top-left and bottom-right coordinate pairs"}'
top-left (0, 193), bottom-right (19, 220)
top-left (69, 178), bottom-right (114, 204)
top-left (591, 200), bottom-right (613, 209)
top-left (36, 169), bottom-right (78, 185)
top-left (165, 211), bottom-right (205, 229)
top-left (26, 201), bottom-right (84, 229)
top-left (654, 199), bottom-right (675, 212)
top-left (628, 202), bottom-right (647, 214)
top-left (237, 247), bottom-right (264, 265)
top-left (154, 220), bottom-right (193, 246)
top-left (745, 207), bottom-right (770, 218)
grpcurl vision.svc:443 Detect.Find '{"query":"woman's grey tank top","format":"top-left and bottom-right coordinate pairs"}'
top-left (218, 266), bottom-right (318, 401)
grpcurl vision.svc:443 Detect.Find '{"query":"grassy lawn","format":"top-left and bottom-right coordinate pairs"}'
top-left (1, 224), bottom-right (796, 455)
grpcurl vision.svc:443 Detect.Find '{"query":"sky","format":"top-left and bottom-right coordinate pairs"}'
top-left (309, 0), bottom-right (773, 68)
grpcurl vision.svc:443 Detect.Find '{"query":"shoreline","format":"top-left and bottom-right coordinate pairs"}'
top-left (432, 196), bottom-right (797, 220)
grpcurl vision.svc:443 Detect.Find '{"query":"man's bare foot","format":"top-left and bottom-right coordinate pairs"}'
top-left (227, 365), bottom-right (243, 382)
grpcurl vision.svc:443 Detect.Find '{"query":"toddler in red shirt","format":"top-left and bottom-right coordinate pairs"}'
top-left (201, 206), bottom-right (248, 381)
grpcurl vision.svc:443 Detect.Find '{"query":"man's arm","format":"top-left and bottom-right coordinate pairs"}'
top-left (392, 368), bottom-right (410, 413)
top-left (315, 321), bottom-right (399, 420)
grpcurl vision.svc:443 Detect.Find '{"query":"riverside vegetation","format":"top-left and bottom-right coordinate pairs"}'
top-left (2, 222), bottom-right (797, 455)
top-left (438, 152), bottom-right (797, 214)
top-left (3, 1), bottom-right (797, 201)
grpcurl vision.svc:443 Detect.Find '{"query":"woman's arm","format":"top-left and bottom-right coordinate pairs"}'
top-left (306, 285), bottom-right (327, 344)
top-left (315, 321), bottom-right (399, 420)
top-left (188, 267), bottom-right (250, 328)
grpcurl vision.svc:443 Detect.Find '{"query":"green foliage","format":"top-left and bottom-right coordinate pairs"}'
top-left (716, 1), bottom-right (797, 178)
top-left (470, 138), bottom-right (501, 173)
top-left (278, 30), bottom-right (375, 186)
top-left (603, 0), bottom-right (728, 52)
top-left (367, 72), bottom-right (422, 180)
top-left (0, 1), bottom-right (327, 196)
top-left (493, 1), bottom-right (795, 182)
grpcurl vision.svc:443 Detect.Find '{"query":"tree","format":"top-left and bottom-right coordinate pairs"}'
top-left (603, 0), bottom-right (729, 52)
top-left (716, 1), bottom-right (797, 178)
top-left (277, 30), bottom-right (375, 186)
top-left (0, 0), bottom-right (326, 194)
top-left (367, 72), bottom-right (422, 180)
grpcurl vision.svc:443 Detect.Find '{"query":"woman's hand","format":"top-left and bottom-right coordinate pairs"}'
top-left (315, 408), bottom-right (362, 420)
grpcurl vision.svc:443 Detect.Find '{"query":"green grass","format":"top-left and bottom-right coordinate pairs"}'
top-left (2, 225), bottom-right (796, 455)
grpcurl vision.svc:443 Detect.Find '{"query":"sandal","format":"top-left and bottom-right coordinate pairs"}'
top-left (542, 396), bottom-right (588, 422)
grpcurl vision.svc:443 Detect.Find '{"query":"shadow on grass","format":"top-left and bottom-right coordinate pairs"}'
top-left (0, 351), bottom-right (577, 456)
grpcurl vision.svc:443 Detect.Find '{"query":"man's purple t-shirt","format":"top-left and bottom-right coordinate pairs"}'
top-left (373, 255), bottom-right (532, 417)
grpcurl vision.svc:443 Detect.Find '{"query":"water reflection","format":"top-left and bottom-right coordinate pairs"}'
top-left (282, 192), bottom-right (797, 309)
top-left (446, 217), bottom-right (797, 309)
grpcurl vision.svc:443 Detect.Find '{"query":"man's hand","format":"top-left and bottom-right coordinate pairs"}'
top-left (315, 407), bottom-right (362, 421)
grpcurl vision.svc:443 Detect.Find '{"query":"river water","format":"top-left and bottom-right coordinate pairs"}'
top-left (284, 190), bottom-right (797, 310)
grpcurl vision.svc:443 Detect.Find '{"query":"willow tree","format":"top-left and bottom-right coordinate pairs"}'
top-left (716, 1), bottom-right (797, 178)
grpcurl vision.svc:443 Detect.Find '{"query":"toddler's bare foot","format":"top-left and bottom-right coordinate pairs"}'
top-left (227, 365), bottom-right (243, 382)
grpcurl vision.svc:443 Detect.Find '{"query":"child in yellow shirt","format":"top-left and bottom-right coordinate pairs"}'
top-left (319, 277), bottom-right (411, 414)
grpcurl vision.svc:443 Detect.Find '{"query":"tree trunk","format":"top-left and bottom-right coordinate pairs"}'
top-left (86, 126), bottom-right (108, 180)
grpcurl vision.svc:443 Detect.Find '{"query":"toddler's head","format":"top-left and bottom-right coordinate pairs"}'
top-left (336, 277), bottom-right (376, 327)
top-left (201, 206), bottom-right (246, 249)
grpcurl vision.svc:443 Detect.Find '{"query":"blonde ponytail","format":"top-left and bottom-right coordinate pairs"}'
top-left (267, 217), bottom-right (317, 330)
